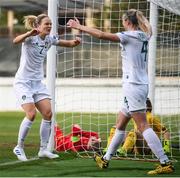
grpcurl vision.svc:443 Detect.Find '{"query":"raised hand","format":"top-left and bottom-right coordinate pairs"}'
top-left (28, 28), bottom-right (40, 36)
top-left (13, 28), bottom-right (40, 44)
top-left (67, 17), bottom-right (81, 29)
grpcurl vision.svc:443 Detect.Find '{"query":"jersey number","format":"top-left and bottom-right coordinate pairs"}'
top-left (141, 41), bottom-right (148, 61)
top-left (40, 45), bottom-right (45, 54)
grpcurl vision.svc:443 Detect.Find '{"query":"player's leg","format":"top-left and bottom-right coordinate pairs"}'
top-left (103, 126), bottom-right (116, 154)
top-left (132, 112), bottom-right (174, 174)
top-left (13, 80), bottom-right (36, 161)
top-left (94, 111), bottom-right (130, 168)
top-left (104, 112), bottom-right (130, 160)
top-left (13, 103), bottom-right (36, 161)
top-left (35, 98), bottom-right (59, 159)
top-left (94, 83), bottom-right (132, 168)
top-left (127, 83), bottom-right (173, 174)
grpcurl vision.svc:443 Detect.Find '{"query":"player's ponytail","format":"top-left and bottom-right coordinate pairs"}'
top-left (24, 15), bottom-right (37, 30)
top-left (123, 9), bottom-right (152, 36)
top-left (24, 14), bottom-right (48, 30)
top-left (136, 10), bottom-right (152, 36)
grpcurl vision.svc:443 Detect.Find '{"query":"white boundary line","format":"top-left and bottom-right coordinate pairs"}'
top-left (0, 157), bottom-right (39, 167)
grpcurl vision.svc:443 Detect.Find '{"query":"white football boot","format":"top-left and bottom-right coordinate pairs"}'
top-left (13, 145), bottom-right (28, 161)
top-left (38, 149), bottom-right (59, 159)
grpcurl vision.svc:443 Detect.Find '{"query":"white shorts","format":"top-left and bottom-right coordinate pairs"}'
top-left (120, 83), bottom-right (148, 117)
top-left (14, 79), bottom-right (51, 106)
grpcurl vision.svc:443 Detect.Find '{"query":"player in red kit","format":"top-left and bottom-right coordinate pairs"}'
top-left (55, 124), bottom-right (101, 152)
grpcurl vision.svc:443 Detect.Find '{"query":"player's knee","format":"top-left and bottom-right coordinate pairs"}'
top-left (26, 110), bottom-right (37, 121)
top-left (42, 110), bottom-right (52, 120)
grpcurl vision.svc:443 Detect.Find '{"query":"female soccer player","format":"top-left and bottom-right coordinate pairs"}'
top-left (67, 9), bottom-right (174, 175)
top-left (13, 14), bottom-right (81, 161)
top-left (55, 124), bottom-right (101, 152)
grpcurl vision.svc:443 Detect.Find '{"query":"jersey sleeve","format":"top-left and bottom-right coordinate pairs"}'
top-left (24, 36), bottom-right (32, 44)
top-left (49, 35), bottom-right (59, 45)
top-left (116, 32), bottom-right (129, 44)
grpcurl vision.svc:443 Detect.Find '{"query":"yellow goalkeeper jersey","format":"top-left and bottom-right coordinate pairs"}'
top-left (133, 111), bottom-right (167, 137)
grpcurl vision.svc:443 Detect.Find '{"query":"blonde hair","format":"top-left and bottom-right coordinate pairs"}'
top-left (23, 14), bottom-right (49, 30)
top-left (123, 9), bottom-right (152, 36)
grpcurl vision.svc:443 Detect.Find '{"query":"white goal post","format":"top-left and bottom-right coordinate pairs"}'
top-left (47, 0), bottom-right (57, 151)
top-left (47, 0), bottom-right (180, 159)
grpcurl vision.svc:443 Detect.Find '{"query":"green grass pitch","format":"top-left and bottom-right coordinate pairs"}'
top-left (0, 112), bottom-right (180, 177)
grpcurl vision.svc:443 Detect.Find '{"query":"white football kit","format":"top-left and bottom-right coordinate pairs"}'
top-left (14, 35), bottom-right (59, 105)
top-left (116, 31), bottom-right (150, 115)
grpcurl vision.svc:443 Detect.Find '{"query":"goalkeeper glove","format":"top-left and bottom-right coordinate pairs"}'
top-left (163, 140), bottom-right (170, 154)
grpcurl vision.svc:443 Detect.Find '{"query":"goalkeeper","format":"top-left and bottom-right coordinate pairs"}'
top-left (105, 98), bottom-right (171, 155)
top-left (55, 124), bottom-right (101, 152)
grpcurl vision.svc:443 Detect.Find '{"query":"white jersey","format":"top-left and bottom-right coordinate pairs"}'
top-left (116, 31), bottom-right (150, 84)
top-left (15, 35), bottom-right (59, 80)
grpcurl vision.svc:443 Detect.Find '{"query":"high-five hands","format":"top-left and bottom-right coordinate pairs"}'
top-left (67, 17), bottom-right (81, 30)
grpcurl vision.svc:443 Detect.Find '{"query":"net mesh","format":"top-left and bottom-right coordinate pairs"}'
top-left (53, 0), bottom-right (180, 160)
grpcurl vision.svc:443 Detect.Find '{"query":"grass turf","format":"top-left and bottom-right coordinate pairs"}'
top-left (0, 112), bottom-right (180, 177)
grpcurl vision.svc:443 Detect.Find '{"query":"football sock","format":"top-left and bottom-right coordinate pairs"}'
top-left (40, 119), bottom-right (51, 150)
top-left (103, 129), bottom-right (125, 160)
top-left (18, 117), bottom-right (33, 148)
top-left (143, 128), bottom-right (169, 164)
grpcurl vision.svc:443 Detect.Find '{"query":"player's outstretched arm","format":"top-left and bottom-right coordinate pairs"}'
top-left (13, 29), bottom-right (39, 44)
top-left (67, 18), bottom-right (120, 42)
top-left (58, 37), bottom-right (81, 47)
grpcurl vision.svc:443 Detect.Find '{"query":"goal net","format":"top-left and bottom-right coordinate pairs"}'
top-left (48, 0), bottom-right (180, 161)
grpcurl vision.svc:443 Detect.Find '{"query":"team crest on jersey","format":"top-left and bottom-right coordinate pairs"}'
top-left (22, 95), bottom-right (26, 100)
top-left (45, 41), bottom-right (48, 49)
top-left (138, 33), bottom-right (147, 41)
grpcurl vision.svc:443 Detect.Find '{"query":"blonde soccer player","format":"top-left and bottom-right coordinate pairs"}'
top-left (13, 14), bottom-right (81, 161)
top-left (67, 9), bottom-right (174, 175)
